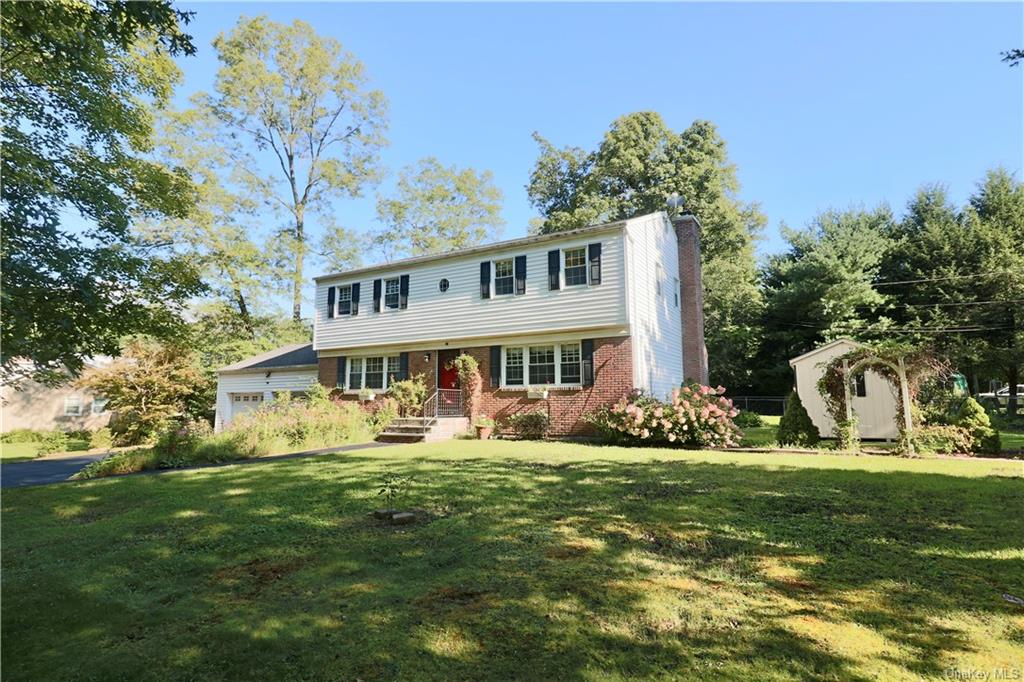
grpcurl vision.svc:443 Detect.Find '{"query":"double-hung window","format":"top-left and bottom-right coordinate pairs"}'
top-left (494, 258), bottom-right (514, 296)
top-left (365, 357), bottom-right (385, 389)
top-left (348, 355), bottom-right (401, 391)
top-left (563, 247), bottom-right (587, 286)
top-left (349, 358), bottom-right (364, 390)
top-left (91, 398), bottom-right (109, 415)
top-left (503, 342), bottom-right (583, 387)
top-left (384, 278), bottom-right (400, 310)
top-left (337, 284), bottom-right (352, 315)
top-left (504, 347), bottom-right (524, 386)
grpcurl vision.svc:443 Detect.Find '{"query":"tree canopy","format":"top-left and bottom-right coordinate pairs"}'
top-left (1, 0), bottom-right (204, 384)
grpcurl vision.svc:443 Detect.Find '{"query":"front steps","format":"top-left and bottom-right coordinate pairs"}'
top-left (377, 417), bottom-right (469, 443)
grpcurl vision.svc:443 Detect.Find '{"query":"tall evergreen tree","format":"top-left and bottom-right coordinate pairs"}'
top-left (526, 112), bottom-right (765, 390)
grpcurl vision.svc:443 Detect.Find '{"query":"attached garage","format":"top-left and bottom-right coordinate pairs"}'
top-left (214, 343), bottom-right (319, 432)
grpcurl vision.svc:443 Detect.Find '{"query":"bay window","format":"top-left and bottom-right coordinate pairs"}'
top-left (503, 342), bottom-right (582, 387)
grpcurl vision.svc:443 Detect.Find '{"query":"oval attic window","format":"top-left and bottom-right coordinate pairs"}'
top-left (439, 278), bottom-right (450, 292)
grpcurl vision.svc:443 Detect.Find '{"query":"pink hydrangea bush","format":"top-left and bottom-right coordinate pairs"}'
top-left (585, 384), bottom-right (742, 448)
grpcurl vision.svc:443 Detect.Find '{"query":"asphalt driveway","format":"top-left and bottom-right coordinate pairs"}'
top-left (1, 452), bottom-right (110, 488)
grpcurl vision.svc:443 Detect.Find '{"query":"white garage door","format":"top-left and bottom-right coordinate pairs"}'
top-left (231, 393), bottom-right (265, 420)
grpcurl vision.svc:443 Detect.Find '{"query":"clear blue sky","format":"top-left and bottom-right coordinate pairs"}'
top-left (175, 1), bottom-right (1023, 264)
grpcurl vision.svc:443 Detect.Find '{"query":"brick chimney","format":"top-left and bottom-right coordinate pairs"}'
top-left (673, 213), bottom-right (709, 385)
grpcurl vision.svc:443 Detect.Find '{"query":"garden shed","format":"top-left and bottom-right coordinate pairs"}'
top-left (789, 339), bottom-right (900, 440)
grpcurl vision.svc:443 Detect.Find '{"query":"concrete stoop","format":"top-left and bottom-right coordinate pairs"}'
top-left (376, 417), bottom-right (470, 444)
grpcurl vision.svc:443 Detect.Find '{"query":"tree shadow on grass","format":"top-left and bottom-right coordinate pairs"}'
top-left (2, 453), bottom-right (1022, 680)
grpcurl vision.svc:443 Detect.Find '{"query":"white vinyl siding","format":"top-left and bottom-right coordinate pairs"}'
top-left (625, 213), bottom-right (683, 398)
top-left (502, 342), bottom-right (582, 388)
top-left (315, 229), bottom-right (627, 351)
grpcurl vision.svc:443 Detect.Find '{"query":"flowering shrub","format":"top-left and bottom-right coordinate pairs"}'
top-left (586, 385), bottom-right (742, 448)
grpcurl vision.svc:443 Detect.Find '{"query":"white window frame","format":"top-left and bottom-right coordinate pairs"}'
top-left (64, 396), bottom-right (83, 416)
top-left (336, 284), bottom-right (352, 316)
top-left (345, 355), bottom-right (402, 393)
top-left (501, 342), bottom-right (583, 388)
top-left (91, 397), bottom-right (109, 415)
top-left (492, 258), bottom-right (515, 297)
top-left (383, 278), bottom-right (400, 310)
top-left (562, 247), bottom-right (588, 287)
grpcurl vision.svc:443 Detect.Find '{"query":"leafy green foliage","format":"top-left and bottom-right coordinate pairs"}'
top-left (206, 15), bottom-right (388, 320)
top-left (732, 410), bottom-right (766, 428)
top-left (377, 472), bottom-right (414, 507)
top-left (388, 374), bottom-right (428, 415)
top-left (912, 425), bottom-right (974, 455)
top-left (35, 430), bottom-right (69, 456)
top-left (374, 157), bottom-right (504, 260)
top-left (776, 391), bottom-right (820, 447)
top-left (1, 0), bottom-right (205, 385)
top-left (526, 112), bottom-right (765, 391)
top-left (78, 338), bottom-right (213, 445)
top-left (954, 397), bottom-right (1001, 455)
top-left (89, 428), bottom-right (114, 450)
top-left (503, 411), bottom-right (551, 440)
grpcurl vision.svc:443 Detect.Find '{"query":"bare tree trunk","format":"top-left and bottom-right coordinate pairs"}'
top-left (292, 210), bottom-right (304, 321)
top-left (233, 286), bottom-right (254, 339)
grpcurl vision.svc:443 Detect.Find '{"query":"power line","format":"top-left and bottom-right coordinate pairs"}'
top-left (870, 269), bottom-right (1021, 288)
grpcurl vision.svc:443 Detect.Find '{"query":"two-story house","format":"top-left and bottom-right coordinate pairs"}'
top-left (215, 210), bottom-right (708, 437)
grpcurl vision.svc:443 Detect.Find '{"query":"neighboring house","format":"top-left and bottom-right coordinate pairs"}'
top-left (0, 358), bottom-right (114, 432)
top-left (789, 339), bottom-right (899, 440)
top-left (214, 343), bottom-right (319, 431)
top-left (311, 210), bottom-right (708, 436)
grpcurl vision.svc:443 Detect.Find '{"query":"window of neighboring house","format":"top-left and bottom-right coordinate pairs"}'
top-left (349, 357), bottom-right (364, 390)
top-left (384, 278), bottom-right (400, 310)
top-left (64, 396), bottom-right (82, 416)
top-left (348, 356), bottom-right (401, 391)
top-left (91, 398), bottom-right (109, 415)
top-left (337, 284), bottom-right (352, 315)
top-left (563, 247), bottom-right (587, 286)
top-left (493, 258), bottom-right (514, 296)
top-left (503, 343), bottom-right (583, 387)
top-left (854, 373), bottom-right (867, 398)
top-left (505, 347), bottom-right (524, 386)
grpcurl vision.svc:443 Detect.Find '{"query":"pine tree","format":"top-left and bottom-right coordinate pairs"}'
top-left (777, 390), bottom-right (820, 447)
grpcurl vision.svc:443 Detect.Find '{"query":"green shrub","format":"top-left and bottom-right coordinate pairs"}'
top-left (74, 449), bottom-right (162, 479)
top-left (89, 427), bottom-right (113, 449)
top-left (504, 411), bottom-right (551, 440)
top-left (733, 410), bottom-right (765, 428)
top-left (65, 429), bottom-right (92, 441)
top-left (388, 374), bottom-right (428, 415)
top-left (1, 429), bottom-right (45, 443)
top-left (912, 425), bottom-right (974, 455)
top-left (954, 397), bottom-right (1001, 455)
top-left (776, 391), bottom-right (820, 447)
top-left (36, 430), bottom-right (69, 455)
top-left (154, 419), bottom-right (213, 460)
top-left (834, 417), bottom-right (860, 452)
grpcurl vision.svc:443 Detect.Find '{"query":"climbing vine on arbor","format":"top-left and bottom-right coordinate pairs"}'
top-left (816, 342), bottom-right (949, 455)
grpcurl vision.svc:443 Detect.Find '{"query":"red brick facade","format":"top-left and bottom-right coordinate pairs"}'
top-left (673, 214), bottom-right (709, 384)
top-left (315, 335), bottom-right (634, 435)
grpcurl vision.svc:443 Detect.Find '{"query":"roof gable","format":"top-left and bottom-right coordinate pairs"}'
top-left (218, 343), bottom-right (317, 373)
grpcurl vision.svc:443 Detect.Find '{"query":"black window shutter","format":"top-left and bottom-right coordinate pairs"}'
top-left (327, 286), bottom-right (335, 319)
top-left (514, 255), bottom-right (527, 295)
top-left (372, 279), bottom-right (382, 312)
top-left (588, 243), bottom-right (602, 285)
top-left (582, 339), bottom-right (595, 387)
top-left (480, 261), bottom-right (491, 299)
top-left (489, 346), bottom-right (501, 387)
top-left (351, 282), bottom-right (360, 316)
top-left (548, 249), bottom-right (560, 290)
top-left (399, 275), bottom-right (410, 309)
top-left (399, 352), bottom-right (409, 382)
top-left (336, 356), bottom-right (346, 389)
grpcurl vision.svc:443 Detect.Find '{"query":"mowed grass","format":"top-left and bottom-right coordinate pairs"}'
top-left (0, 439), bottom-right (89, 462)
top-left (3, 441), bottom-right (1022, 681)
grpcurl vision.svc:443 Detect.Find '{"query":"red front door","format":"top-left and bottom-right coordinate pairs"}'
top-left (439, 352), bottom-right (460, 390)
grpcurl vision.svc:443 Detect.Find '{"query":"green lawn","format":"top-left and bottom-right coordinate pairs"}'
top-left (0, 439), bottom-right (89, 462)
top-left (3, 441), bottom-right (1022, 680)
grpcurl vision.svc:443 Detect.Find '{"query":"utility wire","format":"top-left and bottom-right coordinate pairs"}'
top-left (869, 269), bottom-right (1021, 288)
